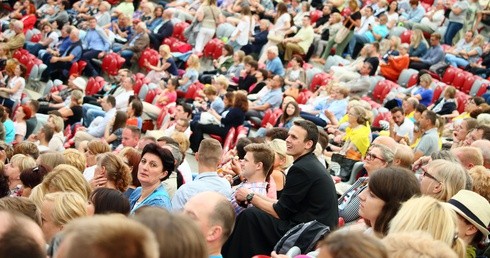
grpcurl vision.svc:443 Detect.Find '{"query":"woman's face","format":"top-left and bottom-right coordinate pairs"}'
top-left (41, 200), bottom-right (62, 242)
top-left (4, 162), bottom-right (20, 186)
top-left (14, 65), bottom-right (21, 76)
top-left (390, 1), bottom-right (397, 10)
top-left (419, 165), bottom-right (442, 196)
top-left (233, 53), bottom-right (240, 62)
top-left (43, 25), bottom-right (52, 33)
top-left (15, 107), bottom-right (25, 121)
top-left (454, 121), bottom-right (469, 142)
top-left (137, 153), bottom-right (167, 186)
top-left (290, 58), bottom-right (298, 67)
top-left (155, 8), bottom-right (163, 17)
top-left (85, 148), bottom-right (97, 167)
top-left (347, 108), bottom-right (358, 125)
top-left (286, 103), bottom-right (296, 116)
top-left (363, 147), bottom-right (387, 175)
top-left (87, 197), bottom-right (95, 216)
top-left (465, 98), bottom-right (478, 112)
top-left (358, 186), bottom-right (385, 227)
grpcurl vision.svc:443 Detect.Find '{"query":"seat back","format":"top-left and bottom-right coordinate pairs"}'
top-left (400, 30), bottom-right (412, 44)
top-left (461, 72), bottom-right (476, 94)
top-left (407, 73), bottom-right (419, 88)
top-left (145, 89), bottom-right (158, 103)
top-left (452, 72), bottom-right (466, 90)
top-left (431, 83), bottom-right (447, 103)
top-left (456, 91), bottom-right (470, 114)
top-left (441, 66), bottom-right (458, 85)
top-left (310, 73), bottom-right (329, 92)
top-left (222, 127), bottom-right (236, 156)
top-left (260, 109), bottom-right (273, 128)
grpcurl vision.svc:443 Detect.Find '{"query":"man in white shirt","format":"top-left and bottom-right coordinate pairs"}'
top-left (389, 107), bottom-right (414, 143)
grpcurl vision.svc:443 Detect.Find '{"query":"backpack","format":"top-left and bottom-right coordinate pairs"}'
top-left (273, 220), bottom-right (331, 255)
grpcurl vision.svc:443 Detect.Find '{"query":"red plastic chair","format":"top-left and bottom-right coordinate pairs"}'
top-left (69, 62), bottom-right (79, 77)
top-left (172, 22), bottom-right (190, 41)
top-left (260, 109), bottom-right (273, 128)
top-left (184, 83), bottom-right (204, 100)
top-left (441, 66), bottom-right (458, 85)
top-left (170, 40), bottom-right (192, 53)
top-left (30, 34), bottom-right (42, 43)
top-left (221, 127), bottom-right (236, 154)
top-left (145, 89), bottom-right (158, 103)
top-left (431, 83), bottom-right (447, 103)
top-left (476, 82), bottom-right (489, 96)
top-left (452, 72), bottom-right (466, 90)
top-left (133, 79), bottom-right (144, 95)
top-left (138, 48), bottom-right (159, 71)
top-left (456, 91), bottom-right (470, 114)
top-left (372, 112), bottom-right (392, 128)
top-left (407, 73), bottom-right (418, 88)
top-left (235, 125), bottom-right (249, 148)
top-left (309, 10), bottom-right (323, 24)
top-left (102, 53), bottom-right (125, 76)
top-left (163, 37), bottom-right (178, 47)
top-left (400, 30), bottom-right (413, 44)
top-left (203, 38), bottom-right (224, 59)
top-left (85, 77), bottom-right (97, 96)
top-left (310, 73), bottom-right (330, 91)
top-left (461, 72), bottom-right (476, 94)
top-left (372, 80), bottom-right (395, 103)
top-left (156, 108), bottom-right (168, 129)
top-left (77, 60), bottom-right (87, 75)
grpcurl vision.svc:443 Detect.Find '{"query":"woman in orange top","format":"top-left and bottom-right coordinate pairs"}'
top-left (380, 43), bottom-right (410, 81)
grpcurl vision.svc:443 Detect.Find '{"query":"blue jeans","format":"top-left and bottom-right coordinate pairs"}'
top-left (445, 54), bottom-right (469, 68)
top-left (444, 22), bottom-right (463, 45)
top-left (82, 103), bottom-right (104, 127)
top-left (347, 33), bottom-right (371, 57)
top-left (300, 111), bottom-right (327, 127)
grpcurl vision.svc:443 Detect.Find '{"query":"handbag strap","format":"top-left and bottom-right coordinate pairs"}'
top-left (210, 6), bottom-right (218, 25)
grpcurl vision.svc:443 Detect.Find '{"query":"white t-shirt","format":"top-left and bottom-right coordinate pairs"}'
top-left (178, 159), bottom-right (193, 184)
top-left (47, 31), bottom-right (60, 49)
top-left (8, 76), bottom-right (25, 103)
top-left (231, 16), bottom-right (252, 46)
top-left (13, 121), bottom-right (26, 139)
top-left (394, 118), bottom-right (414, 142)
top-left (115, 90), bottom-right (134, 112)
top-left (272, 13), bottom-right (291, 33)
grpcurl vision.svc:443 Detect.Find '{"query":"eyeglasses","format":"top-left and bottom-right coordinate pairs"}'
top-left (421, 166), bottom-right (441, 183)
top-left (365, 152), bottom-right (386, 162)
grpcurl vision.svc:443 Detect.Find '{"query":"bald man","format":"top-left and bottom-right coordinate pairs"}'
top-left (451, 146), bottom-right (484, 169)
top-left (183, 192), bottom-right (236, 258)
top-left (372, 135), bottom-right (398, 150)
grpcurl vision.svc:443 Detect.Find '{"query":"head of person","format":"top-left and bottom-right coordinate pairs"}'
top-left (88, 16), bottom-right (97, 29)
top-left (128, 98), bottom-right (143, 118)
top-left (0, 197), bottom-right (41, 226)
top-left (347, 106), bottom-right (370, 126)
top-left (391, 107), bottom-right (405, 126)
top-left (138, 143), bottom-right (175, 186)
top-left (101, 96), bottom-right (116, 112)
top-left (393, 144), bottom-right (414, 169)
top-left (388, 196), bottom-right (465, 257)
top-left (0, 211), bottom-right (46, 258)
top-left (13, 142), bottom-right (39, 160)
top-left (183, 192), bottom-right (235, 251)
top-left (429, 32), bottom-right (442, 46)
top-left (286, 120), bottom-right (318, 160)
top-left (118, 147), bottom-right (142, 188)
top-left (122, 126), bottom-right (141, 148)
top-left (266, 46), bottom-right (279, 60)
top-left (134, 207), bottom-right (207, 258)
top-left (420, 160), bottom-right (467, 201)
top-left (196, 139), bottom-right (222, 170)
top-left (232, 92), bottom-right (249, 112)
top-left (37, 152), bottom-right (65, 170)
top-left (41, 164), bottom-right (92, 200)
top-left (269, 139), bottom-right (293, 171)
top-left (187, 54), bottom-right (201, 70)
top-left (454, 118), bottom-right (478, 143)
top-left (383, 231), bottom-right (458, 258)
top-left (464, 125), bottom-right (490, 146)
top-left (63, 149), bottom-right (87, 173)
top-left (15, 104), bottom-right (32, 121)
top-left (451, 146), bottom-right (483, 169)
top-left (5, 154), bottom-right (36, 189)
top-left (419, 110), bottom-right (437, 130)
top-left (19, 165), bottom-right (50, 197)
top-left (448, 190), bottom-right (490, 247)
top-left (69, 27), bottom-right (80, 42)
top-left (317, 230), bottom-right (388, 258)
top-left (359, 167), bottom-right (421, 236)
top-left (469, 165), bottom-right (490, 202)
top-left (175, 102), bottom-right (192, 120)
top-left (88, 188), bottom-right (130, 215)
top-left (402, 97), bottom-right (419, 113)
top-left (95, 153), bottom-right (132, 192)
top-left (55, 215), bottom-right (159, 258)
top-left (363, 144), bottom-right (394, 175)
top-left (40, 192), bottom-right (87, 242)
top-left (47, 114), bottom-right (64, 133)
top-left (84, 140), bottom-right (111, 167)
top-left (241, 143), bottom-right (274, 180)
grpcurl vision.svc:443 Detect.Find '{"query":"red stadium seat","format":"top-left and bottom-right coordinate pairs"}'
top-left (461, 72), bottom-right (476, 94)
top-left (407, 73), bottom-right (418, 88)
top-left (297, 90), bottom-right (313, 105)
top-left (85, 77), bottom-right (97, 96)
top-left (77, 60), bottom-right (87, 75)
top-left (431, 83), bottom-right (447, 103)
top-left (372, 112), bottom-right (392, 128)
top-left (260, 109), bottom-right (273, 128)
top-left (102, 53), bottom-right (125, 76)
top-left (69, 62), bottom-right (79, 77)
top-left (145, 89), bottom-right (158, 103)
top-left (221, 127), bottom-right (236, 154)
top-left (172, 22), bottom-right (190, 41)
top-left (184, 82), bottom-right (204, 100)
top-left (156, 108), bottom-right (167, 129)
top-left (452, 72), bottom-right (466, 90)
top-left (441, 66), bottom-right (458, 85)
top-left (476, 82), bottom-right (489, 97)
top-left (309, 10), bottom-right (323, 24)
top-left (170, 40), bottom-right (192, 53)
top-left (372, 80), bottom-right (398, 103)
top-left (138, 48), bottom-right (159, 71)
top-left (30, 34), bottom-right (42, 43)
top-left (310, 73), bottom-right (330, 91)
top-left (400, 30), bottom-right (413, 44)
top-left (133, 79), bottom-right (144, 95)
top-left (456, 91), bottom-right (470, 114)
top-left (203, 38), bottom-right (224, 59)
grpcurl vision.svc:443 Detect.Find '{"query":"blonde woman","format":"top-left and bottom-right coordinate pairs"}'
top-left (63, 149), bottom-right (87, 173)
top-left (268, 139), bottom-right (293, 198)
top-left (145, 44), bottom-right (179, 84)
top-left (41, 164), bottom-right (92, 200)
top-left (340, 106), bottom-right (371, 160)
top-left (312, 12), bottom-right (343, 60)
top-left (383, 231), bottom-right (458, 258)
top-left (4, 154), bottom-right (36, 196)
top-left (40, 192), bottom-right (88, 243)
top-left (445, 35), bottom-right (486, 69)
top-left (82, 140), bottom-right (111, 182)
top-left (388, 196), bottom-right (466, 257)
top-left (90, 152), bottom-right (132, 192)
top-left (59, 89), bottom-right (84, 128)
top-left (37, 152), bottom-right (66, 170)
top-left (194, 0), bottom-right (223, 54)
top-left (420, 159), bottom-right (467, 201)
top-left (409, 29), bottom-right (428, 57)
top-left (47, 114), bottom-right (65, 152)
top-left (179, 54), bottom-right (200, 92)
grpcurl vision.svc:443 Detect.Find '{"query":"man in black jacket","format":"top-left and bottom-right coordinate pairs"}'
top-left (149, 9), bottom-right (174, 50)
top-left (223, 120), bottom-right (339, 258)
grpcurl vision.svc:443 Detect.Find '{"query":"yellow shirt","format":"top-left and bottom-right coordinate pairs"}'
top-left (343, 125), bottom-right (371, 156)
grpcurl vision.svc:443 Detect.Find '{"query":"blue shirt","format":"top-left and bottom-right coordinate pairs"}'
top-left (58, 37), bottom-right (72, 53)
top-left (401, 4), bottom-right (425, 22)
top-left (210, 97), bottom-right (225, 114)
top-left (315, 98), bottom-right (348, 123)
top-left (171, 172), bottom-right (232, 211)
top-left (366, 25), bottom-right (389, 42)
top-left (4, 119), bottom-right (14, 144)
top-left (257, 88), bottom-right (283, 115)
top-left (129, 184), bottom-right (172, 214)
top-left (413, 87), bottom-right (434, 107)
top-left (266, 57), bottom-right (285, 77)
top-left (421, 45), bottom-right (445, 66)
top-left (83, 28), bottom-right (110, 52)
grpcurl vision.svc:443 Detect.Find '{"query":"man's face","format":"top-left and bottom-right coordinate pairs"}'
top-left (271, 75), bottom-right (281, 88)
top-left (464, 129), bottom-right (483, 146)
top-left (259, 20), bottom-right (268, 31)
top-left (302, 17), bottom-right (310, 27)
top-left (100, 97), bottom-right (111, 111)
top-left (464, 32), bottom-right (473, 43)
top-left (419, 111), bottom-right (430, 129)
top-left (392, 111), bottom-right (405, 126)
top-left (286, 125), bottom-right (311, 159)
top-left (267, 51), bottom-right (275, 60)
top-left (174, 106), bottom-right (189, 120)
top-left (89, 18), bottom-right (97, 29)
top-left (122, 77), bottom-right (132, 89)
top-left (245, 64), bottom-right (252, 73)
top-left (121, 128), bottom-right (138, 147)
top-left (175, 119), bottom-right (187, 132)
top-left (323, 5), bottom-right (331, 14)
top-left (117, 70), bottom-right (128, 83)
top-left (241, 152), bottom-right (258, 180)
top-left (430, 36), bottom-right (439, 46)
top-left (69, 31), bottom-right (78, 42)
top-left (379, 15), bottom-right (388, 25)
top-left (360, 63), bottom-right (371, 75)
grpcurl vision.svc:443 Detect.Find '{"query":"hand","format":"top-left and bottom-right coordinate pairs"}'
top-left (324, 109), bottom-right (333, 118)
top-left (413, 156), bottom-right (431, 171)
top-left (28, 134), bottom-right (38, 142)
top-left (78, 127), bottom-right (87, 131)
top-left (230, 157), bottom-right (241, 176)
top-left (235, 187), bottom-right (251, 202)
top-left (98, 52), bottom-right (105, 59)
top-left (90, 174), bottom-right (107, 189)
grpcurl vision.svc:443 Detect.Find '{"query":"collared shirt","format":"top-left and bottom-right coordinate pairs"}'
top-left (115, 89), bottom-right (134, 112)
top-left (401, 4), bottom-right (425, 22)
top-left (129, 32), bottom-right (143, 47)
top-left (414, 127), bottom-right (440, 156)
top-left (83, 28), bottom-right (110, 52)
top-left (256, 88), bottom-right (282, 116)
top-left (129, 184), bottom-right (171, 214)
top-left (293, 26), bottom-right (314, 53)
top-left (231, 181), bottom-right (268, 215)
top-left (266, 57), bottom-right (285, 76)
top-left (420, 44), bottom-right (445, 65)
top-left (315, 97), bottom-right (349, 123)
top-left (87, 108), bottom-right (116, 137)
top-left (365, 24), bottom-right (389, 42)
top-left (394, 117), bottom-right (414, 142)
top-left (171, 172), bottom-right (232, 211)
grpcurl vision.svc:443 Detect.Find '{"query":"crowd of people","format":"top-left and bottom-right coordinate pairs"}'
top-left (1, 0), bottom-right (490, 257)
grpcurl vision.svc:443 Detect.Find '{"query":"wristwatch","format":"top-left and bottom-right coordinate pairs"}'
top-left (246, 192), bottom-right (255, 203)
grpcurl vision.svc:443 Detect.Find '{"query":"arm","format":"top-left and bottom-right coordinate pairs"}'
top-left (59, 107), bottom-right (74, 118)
top-left (0, 79), bottom-right (22, 94)
top-left (235, 187), bottom-right (279, 218)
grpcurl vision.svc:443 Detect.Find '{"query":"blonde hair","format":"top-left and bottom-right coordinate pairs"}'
top-left (71, 89), bottom-right (84, 106)
top-left (29, 185), bottom-right (45, 208)
top-left (159, 44), bottom-right (172, 59)
top-left (63, 149), bottom-right (87, 173)
top-left (394, 144), bottom-right (414, 169)
top-left (383, 231), bottom-right (458, 258)
top-left (187, 54), bottom-right (201, 70)
top-left (426, 159), bottom-right (467, 201)
top-left (37, 152), bottom-right (66, 170)
top-left (41, 164), bottom-right (91, 200)
top-left (411, 29), bottom-right (426, 48)
top-left (388, 196), bottom-right (465, 257)
top-left (43, 192), bottom-right (87, 226)
top-left (97, 153), bottom-right (132, 192)
top-left (269, 139), bottom-right (293, 170)
top-left (319, 230), bottom-right (388, 258)
top-left (49, 115), bottom-right (64, 132)
top-left (10, 154), bottom-right (36, 173)
top-left (419, 74), bottom-right (433, 86)
top-left (469, 165), bottom-right (490, 202)
top-left (87, 140), bottom-right (111, 156)
top-left (171, 132), bottom-right (190, 154)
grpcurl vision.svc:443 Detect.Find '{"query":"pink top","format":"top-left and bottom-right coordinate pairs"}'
top-left (156, 90), bottom-right (177, 108)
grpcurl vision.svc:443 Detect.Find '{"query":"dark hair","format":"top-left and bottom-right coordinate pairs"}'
top-left (235, 137), bottom-right (252, 159)
top-left (224, 92), bottom-right (234, 108)
top-left (19, 165), bottom-right (50, 189)
top-left (233, 92), bottom-right (249, 112)
top-left (130, 98), bottom-right (143, 117)
top-left (106, 95), bottom-right (116, 107)
top-left (257, 68), bottom-right (269, 79)
top-left (368, 167), bottom-right (421, 235)
top-left (41, 125), bottom-right (54, 142)
top-left (423, 110), bottom-right (437, 125)
top-left (125, 125), bottom-right (141, 138)
top-left (141, 143), bottom-right (175, 181)
top-left (60, 0), bottom-right (69, 9)
top-left (415, 103), bottom-right (427, 114)
top-left (168, 77), bottom-right (180, 89)
top-left (121, 147), bottom-right (141, 187)
top-left (291, 55), bottom-right (304, 66)
top-left (0, 175), bottom-right (9, 198)
top-left (265, 127), bottom-right (289, 141)
top-left (112, 111), bottom-right (128, 132)
top-left (476, 125), bottom-right (490, 141)
top-left (90, 188), bottom-right (130, 215)
top-left (29, 100), bottom-right (39, 113)
top-left (223, 44), bottom-right (234, 56)
top-left (293, 120), bottom-right (319, 151)
top-left (281, 101), bottom-right (300, 125)
top-left (177, 102), bottom-right (192, 117)
top-left (318, 129), bottom-right (329, 150)
top-left (390, 106), bottom-right (404, 115)
top-left (276, 2), bottom-right (288, 17)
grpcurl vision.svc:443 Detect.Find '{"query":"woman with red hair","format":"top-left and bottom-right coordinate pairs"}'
top-left (13, 105), bottom-right (32, 143)
top-left (21, 3), bottom-right (37, 33)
